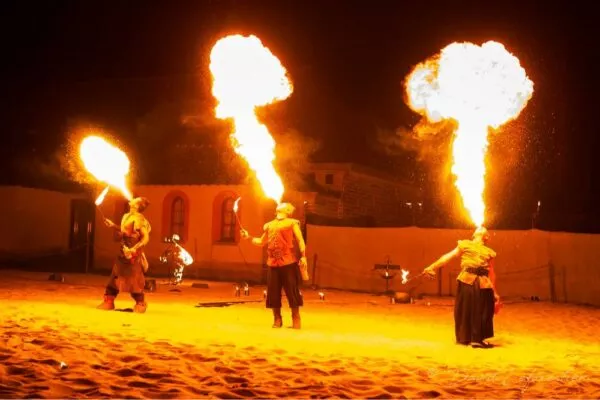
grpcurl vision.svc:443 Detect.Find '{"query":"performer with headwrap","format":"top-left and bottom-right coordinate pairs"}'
top-left (423, 227), bottom-right (500, 348)
top-left (97, 197), bottom-right (151, 313)
top-left (241, 202), bottom-right (308, 329)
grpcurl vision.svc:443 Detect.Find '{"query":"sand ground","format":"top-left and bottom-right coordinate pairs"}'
top-left (0, 270), bottom-right (598, 399)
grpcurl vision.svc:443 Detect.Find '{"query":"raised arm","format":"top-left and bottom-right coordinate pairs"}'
top-left (424, 247), bottom-right (461, 275)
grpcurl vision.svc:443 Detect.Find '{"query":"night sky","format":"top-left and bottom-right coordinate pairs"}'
top-left (1, 0), bottom-right (597, 231)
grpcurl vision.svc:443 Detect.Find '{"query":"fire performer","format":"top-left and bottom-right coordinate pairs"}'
top-left (423, 226), bottom-right (499, 348)
top-left (241, 202), bottom-right (308, 329)
top-left (97, 197), bottom-right (151, 313)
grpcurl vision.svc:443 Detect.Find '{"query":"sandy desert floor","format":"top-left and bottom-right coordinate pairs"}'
top-left (0, 270), bottom-right (598, 399)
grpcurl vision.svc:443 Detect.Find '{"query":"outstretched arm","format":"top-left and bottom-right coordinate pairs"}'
top-left (241, 229), bottom-right (267, 247)
top-left (103, 217), bottom-right (120, 231)
top-left (424, 247), bottom-right (460, 275)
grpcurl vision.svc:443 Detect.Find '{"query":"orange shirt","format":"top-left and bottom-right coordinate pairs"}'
top-left (264, 217), bottom-right (301, 267)
top-left (456, 239), bottom-right (496, 289)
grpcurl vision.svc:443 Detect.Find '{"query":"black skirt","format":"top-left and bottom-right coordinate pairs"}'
top-left (454, 279), bottom-right (495, 344)
top-left (266, 263), bottom-right (304, 309)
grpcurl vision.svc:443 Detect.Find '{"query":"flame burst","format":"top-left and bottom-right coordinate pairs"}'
top-left (209, 35), bottom-right (292, 204)
top-left (401, 269), bottom-right (410, 285)
top-left (80, 136), bottom-right (133, 202)
top-left (405, 41), bottom-right (534, 227)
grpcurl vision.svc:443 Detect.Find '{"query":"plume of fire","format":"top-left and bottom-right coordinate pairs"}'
top-left (405, 41), bottom-right (534, 227)
top-left (80, 136), bottom-right (133, 204)
top-left (209, 34), bottom-right (292, 204)
top-left (401, 269), bottom-right (410, 285)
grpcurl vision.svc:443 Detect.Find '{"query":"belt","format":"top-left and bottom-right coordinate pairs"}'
top-left (465, 267), bottom-right (489, 277)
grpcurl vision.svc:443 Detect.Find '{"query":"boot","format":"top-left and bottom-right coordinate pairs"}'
top-left (131, 293), bottom-right (147, 313)
top-left (291, 307), bottom-right (301, 329)
top-left (272, 308), bottom-right (282, 328)
top-left (133, 301), bottom-right (147, 313)
top-left (97, 295), bottom-right (115, 310)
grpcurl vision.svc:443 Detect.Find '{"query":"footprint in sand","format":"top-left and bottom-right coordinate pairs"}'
top-left (214, 365), bottom-right (237, 374)
top-left (115, 368), bottom-right (138, 377)
top-left (7, 365), bottom-right (31, 376)
top-left (417, 390), bottom-right (442, 398)
top-left (223, 375), bottom-right (250, 385)
top-left (139, 372), bottom-right (170, 380)
top-left (127, 380), bottom-right (155, 389)
top-left (383, 385), bottom-right (409, 394)
top-left (120, 355), bottom-right (143, 363)
top-left (66, 378), bottom-right (100, 387)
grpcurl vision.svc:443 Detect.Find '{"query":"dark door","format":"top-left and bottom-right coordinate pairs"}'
top-left (69, 199), bottom-right (96, 272)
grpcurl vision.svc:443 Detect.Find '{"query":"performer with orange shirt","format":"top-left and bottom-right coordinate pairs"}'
top-left (423, 226), bottom-right (500, 348)
top-left (241, 202), bottom-right (309, 329)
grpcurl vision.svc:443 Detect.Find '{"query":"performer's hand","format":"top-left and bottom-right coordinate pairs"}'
top-left (494, 293), bottom-right (500, 303)
top-left (122, 246), bottom-right (134, 259)
top-left (240, 229), bottom-right (249, 239)
top-left (423, 266), bottom-right (436, 277)
top-left (299, 256), bottom-right (308, 269)
top-left (103, 218), bottom-right (113, 228)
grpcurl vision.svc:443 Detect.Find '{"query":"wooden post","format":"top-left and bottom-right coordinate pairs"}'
top-left (548, 262), bottom-right (557, 302)
top-left (311, 253), bottom-right (318, 287)
top-left (438, 267), bottom-right (443, 296)
top-left (85, 221), bottom-right (91, 274)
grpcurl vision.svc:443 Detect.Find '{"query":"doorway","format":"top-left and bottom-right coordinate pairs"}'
top-left (69, 199), bottom-right (95, 272)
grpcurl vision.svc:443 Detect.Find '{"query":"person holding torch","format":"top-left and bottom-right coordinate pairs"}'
top-left (241, 202), bottom-right (308, 329)
top-left (97, 197), bottom-right (151, 313)
top-left (422, 226), bottom-right (500, 348)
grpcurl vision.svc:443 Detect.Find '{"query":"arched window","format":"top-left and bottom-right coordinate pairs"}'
top-left (212, 191), bottom-right (240, 244)
top-left (220, 197), bottom-right (236, 242)
top-left (162, 190), bottom-right (190, 242)
top-left (171, 196), bottom-right (185, 238)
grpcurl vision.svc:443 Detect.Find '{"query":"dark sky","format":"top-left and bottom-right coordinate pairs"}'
top-left (1, 0), bottom-right (597, 230)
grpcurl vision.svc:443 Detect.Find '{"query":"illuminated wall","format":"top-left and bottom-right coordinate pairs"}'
top-left (0, 186), bottom-right (86, 258)
top-left (306, 226), bottom-right (600, 306)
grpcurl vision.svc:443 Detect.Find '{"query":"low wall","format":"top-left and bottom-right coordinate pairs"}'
top-left (306, 226), bottom-right (600, 306)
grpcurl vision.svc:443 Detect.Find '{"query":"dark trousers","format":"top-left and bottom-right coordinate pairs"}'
top-left (454, 279), bottom-right (495, 344)
top-left (105, 285), bottom-right (145, 303)
top-left (266, 263), bottom-right (303, 309)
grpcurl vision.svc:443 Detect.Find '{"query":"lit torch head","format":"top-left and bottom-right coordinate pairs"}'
top-left (233, 197), bottom-right (241, 214)
top-left (94, 186), bottom-right (110, 206)
top-left (209, 34), bottom-right (292, 204)
top-left (405, 41), bottom-right (534, 227)
top-left (80, 135), bottom-right (133, 201)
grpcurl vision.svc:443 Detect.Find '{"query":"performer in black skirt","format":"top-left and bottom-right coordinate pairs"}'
top-left (241, 202), bottom-right (308, 329)
top-left (423, 227), bottom-right (500, 348)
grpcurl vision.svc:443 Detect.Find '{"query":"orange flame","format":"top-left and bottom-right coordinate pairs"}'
top-left (233, 196), bottom-right (241, 214)
top-left (405, 41), bottom-right (534, 227)
top-left (209, 35), bottom-right (292, 204)
top-left (80, 135), bottom-right (133, 201)
top-left (401, 269), bottom-right (410, 285)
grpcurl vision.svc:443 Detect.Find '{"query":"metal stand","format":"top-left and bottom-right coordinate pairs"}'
top-left (373, 256), bottom-right (401, 295)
